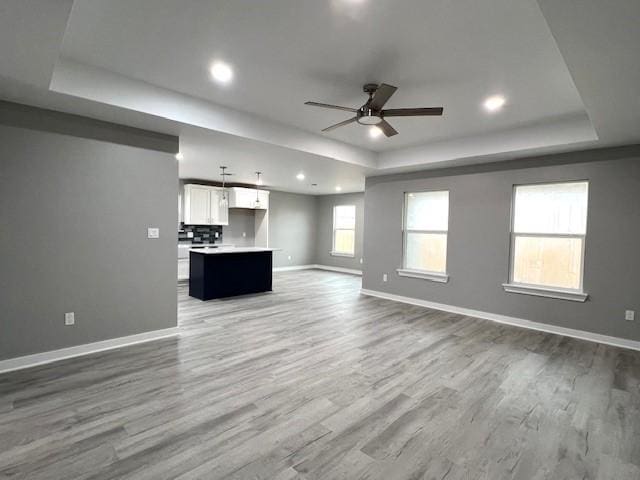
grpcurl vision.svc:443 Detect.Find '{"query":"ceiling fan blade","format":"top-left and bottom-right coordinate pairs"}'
top-left (382, 107), bottom-right (444, 117)
top-left (377, 120), bottom-right (398, 137)
top-left (369, 84), bottom-right (398, 110)
top-left (321, 117), bottom-right (358, 132)
top-left (305, 101), bottom-right (357, 113)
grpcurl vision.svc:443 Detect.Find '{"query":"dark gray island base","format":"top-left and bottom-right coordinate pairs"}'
top-left (189, 247), bottom-right (277, 300)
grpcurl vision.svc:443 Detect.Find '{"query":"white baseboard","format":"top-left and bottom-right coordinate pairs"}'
top-left (274, 264), bottom-right (362, 276)
top-left (314, 265), bottom-right (362, 276)
top-left (273, 264), bottom-right (317, 272)
top-left (0, 327), bottom-right (180, 374)
top-left (360, 289), bottom-right (640, 352)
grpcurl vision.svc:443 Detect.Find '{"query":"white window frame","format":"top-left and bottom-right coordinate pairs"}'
top-left (331, 205), bottom-right (356, 257)
top-left (503, 180), bottom-right (589, 302)
top-left (397, 190), bottom-right (449, 283)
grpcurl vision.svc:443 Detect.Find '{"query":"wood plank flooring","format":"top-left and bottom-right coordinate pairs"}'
top-left (1, 270), bottom-right (639, 479)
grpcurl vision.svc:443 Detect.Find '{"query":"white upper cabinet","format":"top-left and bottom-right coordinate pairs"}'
top-left (183, 184), bottom-right (229, 225)
top-left (210, 188), bottom-right (229, 225)
top-left (228, 187), bottom-right (269, 210)
top-left (184, 185), bottom-right (211, 225)
top-left (228, 187), bottom-right (255, 209)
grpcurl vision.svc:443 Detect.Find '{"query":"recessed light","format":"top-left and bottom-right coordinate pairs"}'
top-left (335, 186), bottom-right (342, 192)
top-left (483, 95), bottom-right (506, 112)
top-left (296, 172), bottom-right (305, 181)
top-left (175, 152), bottom-right (184, 161)
top-left (210, 61), bottom-right (233, 84)
top-left (369, 126), bottom-right (383, 139)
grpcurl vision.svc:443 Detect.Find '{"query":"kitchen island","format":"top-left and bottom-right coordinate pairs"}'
top-left (189, 247), bottom-right (279, 300)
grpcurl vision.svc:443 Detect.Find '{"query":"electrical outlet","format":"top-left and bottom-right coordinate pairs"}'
top-left (287, 255), bottom-right (292, 261)
top-left (187, 231), bottom-right (194, 238)
top-left (147, 227), bottom-right (159, 239)
top-left (625, 310), bottom-right (635, 321)
top-left (65, 312), bottom-right (75, 326)
top-left (242, 232), bottom-right (246, 238)
top-left (383, 273), bottom-right (388, 282)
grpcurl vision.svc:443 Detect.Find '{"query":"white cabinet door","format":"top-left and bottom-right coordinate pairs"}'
top-left (228, 187), bottom-right (269, 209)
top-left (228, 187), bottom-right (254, 208)
top-left (185, 185), bottom-right (211, 225)
top-left (209, 188), bottom-right (229, 225)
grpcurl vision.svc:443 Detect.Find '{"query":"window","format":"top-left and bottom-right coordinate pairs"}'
top-left (399, 190), bottom-right (449, 282)
top-left (504, 181), bottom-right (589, 302)
top-left (332, 205), bottom-right (356, 256)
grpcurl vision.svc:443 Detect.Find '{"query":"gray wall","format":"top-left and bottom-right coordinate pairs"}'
top-left (362, 148), bottom-right (640, 342)
top-left (0, 100), bottom-right (178, 154)
top-left (223, 209), bottom-right (256, 247)
top-left (315, 193), bottom-right (364, 271)
top-left (268, 190), bottom-right (318, 268)
top-left (0, 122), bottom-right (178, 360)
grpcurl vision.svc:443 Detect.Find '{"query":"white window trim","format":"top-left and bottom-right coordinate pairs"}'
top-left (401, 191), bottom-right (450, 281)
top-left (330, 251), bottom-right (355, 258)
top-left (332, 205), bottom-right (356, 257)
top-left (502, 283), bottom-right (588, 302)
top-left (397, 268), bottom-right (449, 283)
top-left (505, 181), bottom-right (589, 301)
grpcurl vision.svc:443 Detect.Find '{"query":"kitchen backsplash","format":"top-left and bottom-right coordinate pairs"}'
top-left (178, 224), bottom-right (223, 244)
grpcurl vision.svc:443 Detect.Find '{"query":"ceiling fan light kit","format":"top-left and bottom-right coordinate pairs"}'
top-left (357, 107), bottom-right (382, 125)
top-left (305, 83), bottom-right (443, 137)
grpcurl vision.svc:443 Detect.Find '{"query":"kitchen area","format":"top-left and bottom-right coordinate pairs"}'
top-left (178, 177), bottom-right (278, 299)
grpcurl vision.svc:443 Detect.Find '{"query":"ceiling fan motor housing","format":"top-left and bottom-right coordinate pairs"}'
top-left (363, 83), bottom-right (379, 95)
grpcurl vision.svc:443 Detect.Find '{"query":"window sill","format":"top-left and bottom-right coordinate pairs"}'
top-left (397, 269), bottom-right (449, 283)
top-left (502, 283), bottom-right (588, 302)
top-left (330, 251), bottom-right (355, 258)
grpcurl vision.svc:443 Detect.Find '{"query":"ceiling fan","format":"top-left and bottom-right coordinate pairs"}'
top-left (305, 83), bottom-right (443, 137)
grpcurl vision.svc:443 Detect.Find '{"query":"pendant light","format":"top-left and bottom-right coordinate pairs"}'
top-left (254, 171), bottom-right (262, 208)
top-left (219, 166), bottom-right (232, 207)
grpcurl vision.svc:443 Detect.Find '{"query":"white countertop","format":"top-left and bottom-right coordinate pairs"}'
top-left (189, 247), bottom-right (280, 255)
top-left (178, 243), bottom-right (233, 249)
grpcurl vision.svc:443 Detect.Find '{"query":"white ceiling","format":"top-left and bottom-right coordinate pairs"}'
top-left (61, 0), bottom-right (587, 152)
top-left (179, 127), bottom-right (372, 195)
top-left (0, 0), bottom-right (638, 194)
top-left (0, 0), bottom-right (73, 89)
top-left (536, 0), bottom-right (640, 145)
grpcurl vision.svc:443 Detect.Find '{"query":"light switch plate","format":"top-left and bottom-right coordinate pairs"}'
top-left (65, 312), bottom-right (75, 326)
top-left (147, 227), bottom-right (160, 239)
top-left (625, 310), bottom-right (635, 321)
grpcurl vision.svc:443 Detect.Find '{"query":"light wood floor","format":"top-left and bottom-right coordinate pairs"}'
top-left (1, 270), bottom-right (639, 479)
